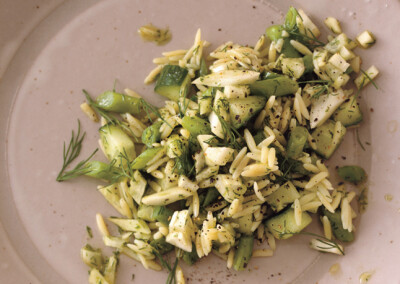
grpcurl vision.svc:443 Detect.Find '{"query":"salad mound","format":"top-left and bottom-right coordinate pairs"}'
top-left (57, 6), bottom-right (378, 284)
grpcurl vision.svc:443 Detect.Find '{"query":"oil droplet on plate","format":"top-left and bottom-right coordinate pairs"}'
top-left (387, 120), bottom-right (398, 133)
top-left (359, 270), bottom-right (374, 283)
top-left (384, 194), bottom-right (393, 202)
top-left (329, 263), bottom-right (341, 275)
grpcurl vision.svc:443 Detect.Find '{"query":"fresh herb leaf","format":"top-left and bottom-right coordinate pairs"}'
top-left (360, 69), bottom-right (379, 90)
top-left (212, 109), bottom-right (243, 150)
top-left (83, 89), bottom-right (137, 139)
top-left (56, 120), bottom-right (99, 181)
top-left (278, 230), bottom-right (345, 255)
top-left (356, 129), bottom-right (366, 151)
top-left (86, 226), bottom-right (93, 238)
top-left (139, 98), bottom-right (172, 128)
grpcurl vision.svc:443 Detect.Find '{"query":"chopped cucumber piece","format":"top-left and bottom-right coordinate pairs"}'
top-left (228, 96), bottom-right (267, 129)
top-left (286, 126), bottom-right (309, 159)
top-left (337, 165), bottom-right (366, 183)
top-left (233, 235), bottom-right (254, 271)
top-left (249, 76), bottom-right (299, 97)
top-left (99, 124), bottom-right (136, 167)
top-left (323, 209), bottom-right (354, 242)
top-left (182, 116), bottom-right (211, 136)
top-left (310, 89), bottom-right (348, 129)
top-left (265, 181), bottom-right (300, 212)
top-left (324, 17), bottom-right (342, 34)
top-left (311, 120), bottom-right (346, 159)
top-left (154, 65), bottom-right (191, 101)
top-left (333, 96), bottom-right (363, 127)
top-left (282, 57), bottom-right (305, 79)
top-left (236, 214), bottom-right (253, 235)
top-left (354, 65), bottom-right (379, 89)
top-left (356, 30), bottom-right (376, 49)
top-left (137, 204), bottom-right (155, 222)
top-left (215, 174), bottom-right (247, 203)
top-left (81, 244), bottom-right (104, 270)
top-left (265, 208), bottom-right (312, 239)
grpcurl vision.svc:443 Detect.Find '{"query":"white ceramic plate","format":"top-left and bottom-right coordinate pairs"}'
top-left (1, 0), bottom-right (400, 283)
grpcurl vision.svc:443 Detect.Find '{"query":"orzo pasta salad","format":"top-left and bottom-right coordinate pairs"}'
top-left (57, 6), bottom-right (378, 284)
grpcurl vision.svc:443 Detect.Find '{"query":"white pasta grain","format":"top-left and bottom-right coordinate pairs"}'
top-left (124, 88), bottom-right (142, 98)
top-left (254, 182), bottom-right (265, 202)
top-left (294, 199), bottom-right (302, 226)
top-left (303, 163), bottom-right (320, 173)
top-left (233, 156), bottom-right (250, 179)
top-left (96, 213), bottom-right (110, 237)
top-left (80, 102), bottom-right (99, 122)
top-left (322, 216), bottom-right (332, 240)
top-left (230, 147), bottom-right (247, 174)
top-left (305, 172), bottom-right (329, 189)
top-left (317, 191), bottom-right (335, 213)
top-left (260, 146), bottom-right (269, 164)
top-left (146, 156), bottom-right (169, 173)
top-left (331, 191), bottom-right (342, 211)
top-left (227, 248), bottom-right (235, 268)
top-left (302, 201), bottom-right (322, 212)
top-left (265, 231), bottom-right (276, 250)
top-left (120, 198), bottom-right (133, 218)
top-left (144, 65), bottom-right (164, 84)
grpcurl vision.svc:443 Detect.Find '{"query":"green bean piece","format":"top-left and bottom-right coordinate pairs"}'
top-left (150, 237), bottom-right (174, 255)
top-left (303, 54), bottom-right (314, 74)
top-left (284, 6), bottom-right (299, 31)
top-left (249, 76), bottom-right (299, 97)
top-left (233, 235), bottom-right (254, 271)
top-left (96, 91), bottom-right (142, 114)
top-left (337, 166), bottom-right (366, 183)
top-left (182, 243), bottom-right (199, 265)
top-left (323, 208), bottom-right (354, 242)
top-left (287, 126), bottom-right (309, 159)
top-left (142, 121), bottom-right (163, 147)
top-left (131, 147), bottom-right (163, 170)
top-left (181, 116), bottom-right (211, 137)
top-left (198, 57), bottom-right (208, 77)
top-left (84, 161), bottom-right (120, 181)
top-left (281, 38), bottom-right (301, 58)
top-left (202, 187), bottom-right (221, 207)
top-left (265, 25), bottom-right (284, 41)
top-left (151, 206), bottom-right (174, 225)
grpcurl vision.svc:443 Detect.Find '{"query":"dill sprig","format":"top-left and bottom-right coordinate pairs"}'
top-left (356, 129), bottom-right (366, 151)
top-left (278, 228), bottom-right (345, 255)
top-left (83, 89), bottom-right (137, 139)
top-left (139, 98), bottom-right (172, 128)
top-left (118, 149), bottom-right (136, 179)
top-left (86, 226), bottom-right (93, 238)
top-left (153, 250), bottom-right (179, 284)
top-left (212, 109), bottom-right (243, 150)
top-left (360, 69), bottom-right (379, 90)
top-left (287, 29), bottom-right (325, 48)
top-left (56, 120), bottom-right (99, 182)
